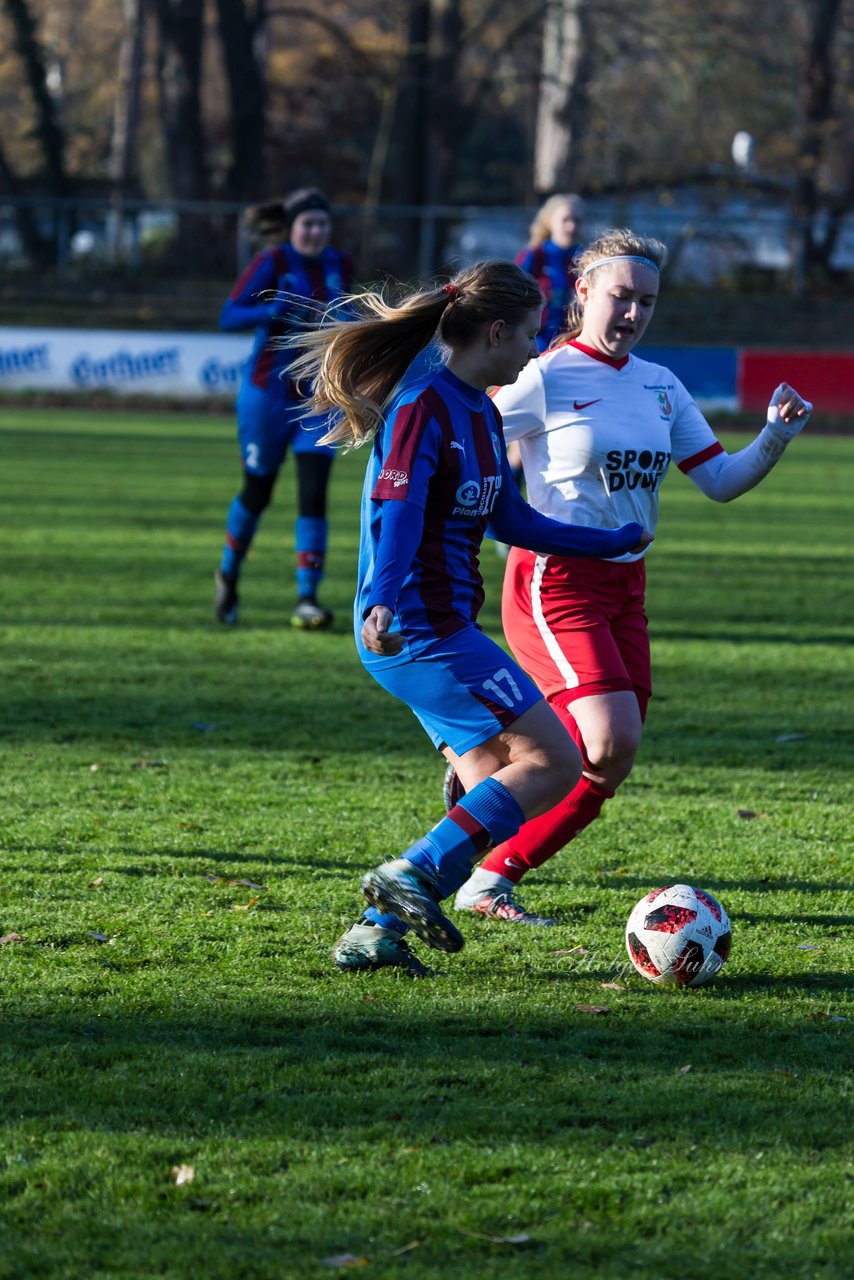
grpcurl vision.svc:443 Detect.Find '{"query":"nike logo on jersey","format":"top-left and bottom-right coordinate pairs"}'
top-left (573, 399), bottom-right (602, 411)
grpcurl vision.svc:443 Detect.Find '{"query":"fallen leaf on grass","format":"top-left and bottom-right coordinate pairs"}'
top-left (461, 1229), bottom-right (532, 1245)
top-left (676, 1064), bottom-right (692, 1075)
top-left (89, 762), bottom-right (103, 772)
top-left (231, 896), bottom-right (259, 912)
top-left (552, 947), bottom-right (588, 956)
top-left (170, 1164), bottom-right (195, 1186)
top-left (796, 944), bottom-right (819, 951)
top-left (321, 1255), bottom-right (369, 1269)
top-left (775, 732), bottom-right (805, 743)
top-left (205, 875), bottom-right (268, 890)
top-left (599, 981), bottom-right (624, 991)
top-left (89, 877), bottom-right (105, 887)
top-left (87, 931), bottom-right (115, 945)
top-left (737, 809), bottom-right (767, 819)
top-left (602, 866), bottom-right (629, 876)
top-left (574, 1004), bottom-right (610, 1016)
top-left (387, 1241), bottom-right (420, 1257)
top-left (0, 933), bottom-right (23, 945)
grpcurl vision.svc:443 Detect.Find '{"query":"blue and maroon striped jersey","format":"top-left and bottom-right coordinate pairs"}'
top-left (355, 365), bottom-right (646, 650)
top-left (219, 242), bottom-right (354, 393)
top-left (356, 366), bottom-right (511, 646)
top-left (515, 239), bottom-right (583, 349)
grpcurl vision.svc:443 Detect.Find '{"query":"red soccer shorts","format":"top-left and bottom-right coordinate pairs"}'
top-left (500, 546), bottom-right (652, 706)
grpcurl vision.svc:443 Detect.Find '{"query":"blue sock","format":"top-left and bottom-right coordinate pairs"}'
top-left (361, 906), bottom-right (408, 935)
top-left (404, 776), bottom-right (525, 900)
top-left (295, 515), bottom-right (327, 598)
top-left (220, 497), bottom-right (259, 578)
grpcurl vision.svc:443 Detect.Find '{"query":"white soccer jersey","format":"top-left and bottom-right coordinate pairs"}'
top-left (494, 340), bottom-right (723, 562)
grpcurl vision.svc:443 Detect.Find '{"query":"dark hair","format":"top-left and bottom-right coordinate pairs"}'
top-left (243, 188), bottom-right (332, 247)
top-left (289, 259), bottom-right (543, 447)
top-left (282, 187), bottom-right (332, 226)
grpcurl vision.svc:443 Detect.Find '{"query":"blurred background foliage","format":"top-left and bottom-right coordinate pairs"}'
top-left (0, 0), bottom-right (851, 300)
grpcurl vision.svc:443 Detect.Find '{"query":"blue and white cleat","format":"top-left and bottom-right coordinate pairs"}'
top-left (361, 858), bottom-right (464, 953)
top-left (333, 919), bottom-right (435, 977)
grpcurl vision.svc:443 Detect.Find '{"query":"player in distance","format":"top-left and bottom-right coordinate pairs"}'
top-left (290, 259), bottom-right (650, 975)
top-left (515, 193), bottom-right (586, 351)
top-left (445, 228), bottom-right (813, 926)
top-left (214, 188), bottom-right (354, 630)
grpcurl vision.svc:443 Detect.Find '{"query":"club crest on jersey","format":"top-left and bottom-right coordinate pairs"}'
top-left (645, 382), bottom-right (674, 420)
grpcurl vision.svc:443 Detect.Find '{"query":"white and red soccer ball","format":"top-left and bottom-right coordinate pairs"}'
top-left (625, 883), bottom-right (732, 987)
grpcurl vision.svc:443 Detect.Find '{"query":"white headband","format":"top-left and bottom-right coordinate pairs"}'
top-left (581, 254), bottom-right (660, 276)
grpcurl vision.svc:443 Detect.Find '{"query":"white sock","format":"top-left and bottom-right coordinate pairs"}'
top-left (454, 868), bottom-right (514, 909)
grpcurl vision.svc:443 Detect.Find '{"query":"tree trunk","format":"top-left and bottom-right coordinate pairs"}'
top-left (793, 0), bottom-right (843, 287)
top-left (213, 0), bottom-right (267, 202)
top-left (150, 0), bottom-right (210, 269)
top-left (389, 0), bottom-right (430, 272)
top-left (423, 0), bottom-right (462, 268)
top-left (0, 139), bottom-right (50, 266)
top-left (109, 0), bottom-right (146, 194)
top-left (107, 0), bottom-right (146, 262)
top-left (533, 0), bottom-right (590, 197)
top-left (2, 0), bottom-right (69, 196)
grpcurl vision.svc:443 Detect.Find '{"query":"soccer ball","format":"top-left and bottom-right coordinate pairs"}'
top-left (625, 883), bottom-right (732, 987)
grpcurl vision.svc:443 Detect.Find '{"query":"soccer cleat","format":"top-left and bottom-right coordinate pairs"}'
top-left (333, 919), bottom-right (435, 978)
top-left (454, 877), bottom-right (556, 927)
top-left (442, 762), bottom-right (466, 813)
top-left (361, 858), bottom-right (464, 953)
top-left (214, 568), bottom-right (239, 624)
top-left (291, 597), bottom-right (334, 630)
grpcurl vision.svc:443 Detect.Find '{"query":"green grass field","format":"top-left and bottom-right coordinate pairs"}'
top-left (0, 406), bottom-right (851, 1279)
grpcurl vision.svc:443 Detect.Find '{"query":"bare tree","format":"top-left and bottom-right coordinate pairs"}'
top-left (149, 0), bottom-right (210, 267)
top-left (792, 0), bottom-right (848, 285)
top-left (533, 0), bottom-right (591, 196)
top-left (150, 0), bottom-right (207, 200)
top-left (108, 0), bottom-right (146, 198)
top-left (2, 0), bottom-right (68, 195)
top-left (213, 0), bottom-right (267, 201)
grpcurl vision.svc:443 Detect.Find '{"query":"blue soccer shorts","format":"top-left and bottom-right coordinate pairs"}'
top-left (360, 623), bottom-right (544, 756)
top-left (236, 381), bottom-right (335, 474)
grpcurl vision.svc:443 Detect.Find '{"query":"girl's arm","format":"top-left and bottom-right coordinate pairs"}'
top-left (489, 449), bottom-right (649, 558)
top-left (687, 383), bottom-right (812, 502)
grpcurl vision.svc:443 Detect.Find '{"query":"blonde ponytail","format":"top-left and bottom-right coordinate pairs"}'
top-left (290, 260), bottom-right (544, 448)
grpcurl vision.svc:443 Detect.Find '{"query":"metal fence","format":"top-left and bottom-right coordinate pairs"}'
top-left (1, 193), bottom-right (852, 289)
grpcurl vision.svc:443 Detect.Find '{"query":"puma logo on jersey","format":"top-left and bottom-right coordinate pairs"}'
top-left (573, 398), bottom-right (602, 411)
top-left (450, 441), bottom-right (466, 454)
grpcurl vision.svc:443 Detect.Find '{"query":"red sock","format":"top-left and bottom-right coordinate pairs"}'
top-left (478, 775), bottom-right (614, 884)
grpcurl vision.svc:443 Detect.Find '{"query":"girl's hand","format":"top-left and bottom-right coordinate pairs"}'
top-left (631, 530), bottom-right (655, 554)
top-left (767, 382), bottom-right (813, 436)
top-left (362, 605), bottom-right (404, 656)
